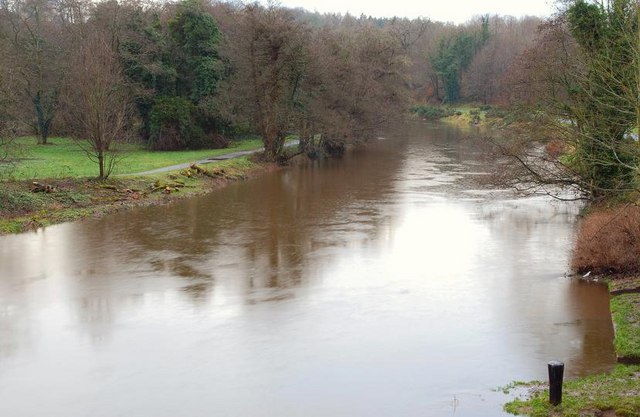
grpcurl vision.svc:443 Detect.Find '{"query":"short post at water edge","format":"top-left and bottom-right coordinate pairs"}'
top-left (548, 360), bottom-right (564, 406)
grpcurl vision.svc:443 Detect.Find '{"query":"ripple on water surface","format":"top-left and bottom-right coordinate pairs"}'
top-left (0, 122), bottom-right (615, 417)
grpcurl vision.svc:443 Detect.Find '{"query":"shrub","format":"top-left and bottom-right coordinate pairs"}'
top-left (149, 96), bottom-right (206, 150)
top-left (485, 108), bottom-right (508, 119)
top-left (410, 105), bottom-right (455, 120)
top-left (572, 204), bottom-right (640, 274)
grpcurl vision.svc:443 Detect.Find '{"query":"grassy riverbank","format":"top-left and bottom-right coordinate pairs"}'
top-left (611, 292), bottom-right (640, 363)
top-left (0, 136), bottom-right (263, 179)
top-left (504, 219), bottom-right (640, 416)
top-left (441, 105), bottom-right (488, 126)
top-left (410, 103), bottom-right (640, 416)
top-left (0, 138), bottom-right (279, 235)
top-left (504, 364), bottom-right (640, 417)
top-left (504, 285), bottom-right (640, 417)
top-left (410, 104), bottom-right (508, 128)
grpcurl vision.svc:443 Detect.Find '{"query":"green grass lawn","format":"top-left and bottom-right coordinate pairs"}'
top-left (611, 294), bottom-right (640, 361)
top-left (0, 137), bottom-right (264, 180)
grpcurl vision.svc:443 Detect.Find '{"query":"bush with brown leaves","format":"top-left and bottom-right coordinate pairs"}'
top-left (572, 204), bottom-right (640, 274)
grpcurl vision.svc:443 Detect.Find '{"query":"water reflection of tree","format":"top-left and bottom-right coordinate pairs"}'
top-left (60, 125), bottom-right (409, 322)
top-left (0, 233), bottom-right (62, 358)
top-left (0, 122), bottom-right (617, 380)
top-left (562, 280), bottom-right (616, 376)
top-left (147, 138), bottom-right (407, 299)
top-left (476, 197), bottom-right (615, 377)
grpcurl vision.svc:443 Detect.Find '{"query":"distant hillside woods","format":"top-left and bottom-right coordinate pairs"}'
top-left (0, 0), bottom-right (542, 160)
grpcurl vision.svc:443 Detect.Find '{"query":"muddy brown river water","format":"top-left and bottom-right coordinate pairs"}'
top-left (0, 122), bottom-right (616, 416)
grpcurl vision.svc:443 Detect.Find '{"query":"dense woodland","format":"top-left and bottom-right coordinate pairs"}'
top-left (0, 0), bottom-right (542, 166)
top-left (0, 0), bottom-right (638, 202)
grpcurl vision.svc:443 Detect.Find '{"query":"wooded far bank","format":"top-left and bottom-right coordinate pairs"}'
top-left (0, 0), bottom-right (638, 203)
top-left (1, 0), bottom-right (543, 174)
top-left (2, 0), bottom-right (636, 204)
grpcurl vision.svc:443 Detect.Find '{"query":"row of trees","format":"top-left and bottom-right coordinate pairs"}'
top-left (0, 0), bottom-right (547, 178)
top-left (5, 0), bottom-right (632, 199)
top-left (0, 0), bottom-right (426, 177)
top-left (417, 15), bottom-right (542, 105)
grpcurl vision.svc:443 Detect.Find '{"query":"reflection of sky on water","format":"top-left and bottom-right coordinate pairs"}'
top-left (0, 122), bottom-right (615, 417)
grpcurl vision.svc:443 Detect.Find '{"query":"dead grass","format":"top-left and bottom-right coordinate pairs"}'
top-left (572, 204), bottom-right (640, 274)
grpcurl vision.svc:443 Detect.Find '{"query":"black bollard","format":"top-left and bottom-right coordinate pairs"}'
top-left (548, 361), bottom-right (564, 406)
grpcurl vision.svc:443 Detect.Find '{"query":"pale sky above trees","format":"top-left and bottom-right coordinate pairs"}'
top-left (274, 0), bottom-right (554, 23)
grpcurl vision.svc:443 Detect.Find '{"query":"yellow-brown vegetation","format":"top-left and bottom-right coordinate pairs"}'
top-left (572, 204), bottom-right (640, 274)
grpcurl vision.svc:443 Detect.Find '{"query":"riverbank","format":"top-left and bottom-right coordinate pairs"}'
top-left (0, 136), bottom-right (265, 179)
top-left (0, 157), bottom-right (279, 235)
top-left (410, 104), bottom-right (508, 129)
top-left (504, 278), bottom-right (640, 416)
top-left (572, 204), bottom-right (640, 366)
top-left (430, 105), bottom-right (640, 415)
top-left (0, 135), bottom-right (298, 235)
top-left (504, 200), bottom-right (640, 416)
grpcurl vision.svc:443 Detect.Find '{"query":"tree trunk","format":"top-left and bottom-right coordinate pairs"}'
top-left (33, 94), bottom-right (46, 144)
top-left (264, 136), bottom-right (285, 161)
top-left (98, 152), bottom-right (105, 180)
top-left (32, 91), bottom-right (54, 145)
top-left (262, 120), bottom-right (286, 161)
top-left (39, 118), bottom-right (51, 145)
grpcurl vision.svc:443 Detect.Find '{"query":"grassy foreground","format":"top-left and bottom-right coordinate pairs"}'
top-left (505, 277), bottom-right (640, 416)
top-left (500, 189), bottom-right (640, 416)
top-left (504, 365), bottom-right (640, 417)
top-left (0, 136), bottom-right (263, 179)
top-left (611, 293), bottom-right (640, 363)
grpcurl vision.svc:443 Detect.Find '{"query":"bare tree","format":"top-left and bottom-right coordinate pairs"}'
top-left (463, 16), bottom-right (541, 104)
top-left (304, 20), bottom-right (410, 154)
top-left (218, 7), bottom-right (413, 159)
top-left (499, 1), bottom-right (639, 200)
top-left (61, 29), bottom-right (132, 180)
top-left (220, 3), bottom-right (309, 161)
top-left (0, 80), bottom-right (17, 167)
top-left (1, 0), bottom-right (68, 144)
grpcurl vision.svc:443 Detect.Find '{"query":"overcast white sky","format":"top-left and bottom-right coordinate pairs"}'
top-left (276, 0), bottom-right (555, 23)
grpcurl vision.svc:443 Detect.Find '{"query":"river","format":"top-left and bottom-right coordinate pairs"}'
top-left (0, 122), bottom-right (616, 416)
